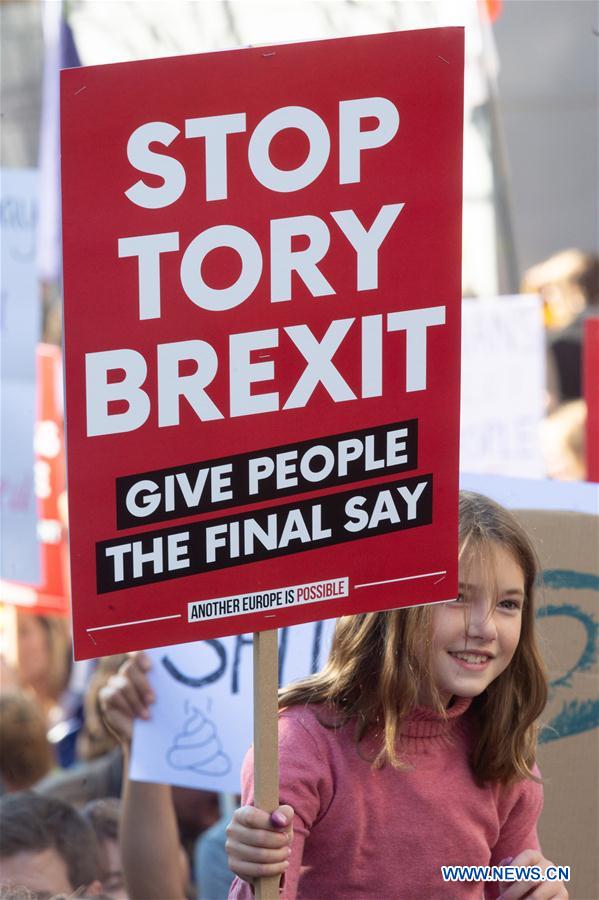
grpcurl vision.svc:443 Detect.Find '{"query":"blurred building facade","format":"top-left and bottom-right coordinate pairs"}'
top-left (1, 0), bottom-right (597, 289)
top-left (493, 0), bottom-right (598, 273)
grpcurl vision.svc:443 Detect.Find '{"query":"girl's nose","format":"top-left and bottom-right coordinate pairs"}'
top-left (466, 599), bottom-right (497, 642)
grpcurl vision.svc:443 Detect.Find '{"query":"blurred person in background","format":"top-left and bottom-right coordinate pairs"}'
top-left (195, 810), bottom-right (237, 900)
top-left (81, 798), bottom-right (127, 900)
top-left (99, 656), bottom-right (220, 900)
top-left (170, 785), bottom-right (219, 890)
top-left (35, 655), bottom-right (128, 808)
top-left (4, 611), bottom-right (84, 768)
top-left (0, 694), bottom-right (55, 794)
top-left (522, 249), bottom-right (599, 409)
top-left (12, 613), bottom-right (71, 724)
top-left (0, 792), bottom-right (102, 897)
top-left (0, 613), bottom-right (75, 729)
top-left (76, 656), bottom-right (129, 763)
top-left (36, 654), bottom-right (214, 829)
top-left (0, 887), bottom-right (38, 899)
top-left (80, 794), bottom-right (195, 898)
top-left (541, 398), bottom-right (587, 481)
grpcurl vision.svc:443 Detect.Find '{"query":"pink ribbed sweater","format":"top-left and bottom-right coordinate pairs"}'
top-left (228, 697), bottom-right (542, 900)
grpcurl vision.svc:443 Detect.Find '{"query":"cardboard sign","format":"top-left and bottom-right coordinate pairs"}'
top-left (61, 29), bottom-right (464, 660)
top-left (524, 510), bottom-right (599, 900)
top-left (1, 344), bottom-right (69, 616)
top-left (515, 504), bottom-right (598, 900)
top-left (448, 473), bottom-right (599, 900)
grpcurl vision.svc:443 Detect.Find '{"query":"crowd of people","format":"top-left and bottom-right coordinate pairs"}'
top-left (2, 248), bottom-right (596, 898)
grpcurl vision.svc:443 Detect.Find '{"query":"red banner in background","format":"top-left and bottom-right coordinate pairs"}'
top-left (584, 316), bottom-right (599, 483)
top-left (0, 344), bottom-right (69, 616)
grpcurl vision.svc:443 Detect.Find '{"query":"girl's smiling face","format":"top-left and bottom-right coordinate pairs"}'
top-left (429, 543), bottom-right (525, 707)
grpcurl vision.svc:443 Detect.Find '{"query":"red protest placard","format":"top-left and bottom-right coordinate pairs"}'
top-left (61, 28), bottom-right (464, 660)
top-left (0, 344), bottom-right (69, 616)
top-left (584, 316), bottom-right (599, 482)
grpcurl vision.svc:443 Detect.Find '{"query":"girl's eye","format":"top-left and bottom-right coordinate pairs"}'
top-left (450, 593), bottom-right (467, 605)
top-left (498, 598), bottom-right (522, 611)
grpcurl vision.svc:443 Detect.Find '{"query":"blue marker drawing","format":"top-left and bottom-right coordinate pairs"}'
top-left (537, 569), bottom-right (599, 744)
top-left (162, 639), bottom-right (227, 688)
top-left (166, 700), bottom-right (231, 776)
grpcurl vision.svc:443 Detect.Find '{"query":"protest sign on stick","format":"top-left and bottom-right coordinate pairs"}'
top-left (62, 32), bottom-right (463, 893)
top-left (61, 27), bottom-right (463, 659)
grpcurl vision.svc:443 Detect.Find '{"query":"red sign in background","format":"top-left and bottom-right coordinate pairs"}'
top-left (0, 344), bottom-right (69, 617)
top-left (61, 29), bottom-right (464, 660)
top-left (584, 316), bottom-right (599, 483)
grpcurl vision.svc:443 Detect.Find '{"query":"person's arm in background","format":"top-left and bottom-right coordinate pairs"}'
top-left (99, 652), bottom-right (187, 900)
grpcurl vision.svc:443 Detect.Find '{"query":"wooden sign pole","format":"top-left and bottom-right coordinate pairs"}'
top-left (253, 628), bottom-right (281, 900)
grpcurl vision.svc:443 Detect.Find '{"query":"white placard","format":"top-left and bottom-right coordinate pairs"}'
top-left (460, 295), bottom-right (546, 478)
top-left (460, 472), bottom-right (598, 516)
top-left (130, 619), bottom-right (336, 794)
top-left (1, 169), bottom-right (41, 584)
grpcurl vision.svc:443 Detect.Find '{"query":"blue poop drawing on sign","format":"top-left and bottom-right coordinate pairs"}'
top-left (166, 699), bottom-right (231, 776)
top-left (538, 569), bottom-right (599, 744)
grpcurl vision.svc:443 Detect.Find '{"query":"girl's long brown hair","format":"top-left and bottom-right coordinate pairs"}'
top-left (279, 491), bottom-right (548, 785)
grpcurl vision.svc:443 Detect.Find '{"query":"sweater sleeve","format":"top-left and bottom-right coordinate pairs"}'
top-left (228, 707), bottom-right (335, 900)
top-left (485, 768), bottom-right (544, 899)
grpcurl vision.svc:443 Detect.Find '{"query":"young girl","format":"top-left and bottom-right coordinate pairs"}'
top-left (225, 491), bottom-right (568, 899)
